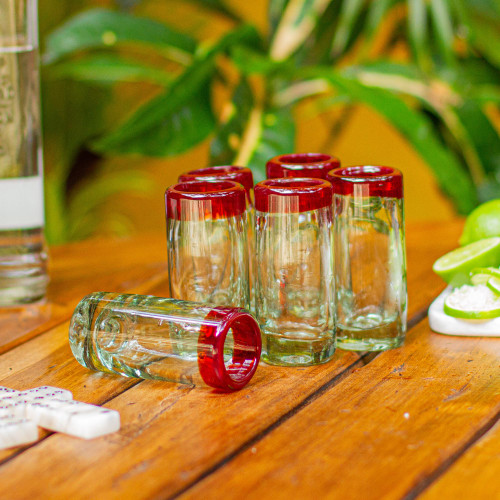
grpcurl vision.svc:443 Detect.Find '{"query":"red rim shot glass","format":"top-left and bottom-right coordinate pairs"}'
top-left (327, 166), bottom-right (407, 351)
top-left (254, 178), bottom-right (335, 366)
top-left (165, 180), bottom-right (250, 309)
top-left (178, 166), bottom-right (257, 312)
top-left (69, 292), bottom-right (262, 391)
top-left (178, 166), bottom-right (254, 206)
top-left (266, 153), bottom-right (340, 180)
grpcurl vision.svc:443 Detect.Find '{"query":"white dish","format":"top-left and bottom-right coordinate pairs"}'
top-left (429, 286), bottom-right (500, 337)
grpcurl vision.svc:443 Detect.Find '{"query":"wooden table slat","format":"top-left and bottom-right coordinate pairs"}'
top-left (182, 319), bottom-right (500, 500)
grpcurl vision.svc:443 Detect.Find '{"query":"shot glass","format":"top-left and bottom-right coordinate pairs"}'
top-left (178, 166), bottom-right (256, 311)
top-left (69, 292), bottom-right (262, 391)
top-left (165, 180), bottom-right (250, 308)
top-left (254, 178), bottom-right (335, 366)
top-left (178, 166), bottom-right (254, 206)
top-left (327, 166), bottom-right (407, 351)
top-left (266, 153), bottom-right (340, 180)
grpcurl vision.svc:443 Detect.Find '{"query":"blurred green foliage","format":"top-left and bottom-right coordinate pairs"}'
top-left (42, 0), bottom-right (500, 242)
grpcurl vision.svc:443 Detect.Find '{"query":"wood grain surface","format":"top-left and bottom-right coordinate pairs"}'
top-left (0, 219), bottom-right (498, 499)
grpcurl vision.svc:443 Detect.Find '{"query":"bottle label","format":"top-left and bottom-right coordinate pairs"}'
top-left (0, 175), bottom-right (44, 229)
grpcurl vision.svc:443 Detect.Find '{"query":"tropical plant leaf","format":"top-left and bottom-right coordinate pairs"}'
top-left (454, 101), bottom-right (500, 177)
top-left (407, 0), bottom-right (431, 70)
top-left (270, 0), bottom-right (333, 61)
top-left (306, 68), bottom-right (478, 212)
top-left (269, 0), bottom-right (292, 37)
top-left (363, 0), bottom-right (397, 50)
top-left (331, 0), bottom-right (366, 57)
top-left (229, 46), bottom-right (291, 75)
top-left (429, 0), bottom-right (456, 66)
top-left (44, 8), bottom-right (197, 65)
top-left (452, 0), bottom-right (500, 69)
top-left (91, 25), bottom-right (259, 156)
top-left (93, 84), bottom-right (215, 156)
top-left (49, 54), bottom-right (173, 85)
top-left (239, 108), bottom-right (296, 182)
top-left (210, 78), bottom-right (254, 165)
top-left (184, 0), bottom-right (243, 22)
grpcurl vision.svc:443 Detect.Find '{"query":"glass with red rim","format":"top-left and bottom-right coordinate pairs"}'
top-left (69, 292), bottom-right (262, 391)
top-left (178, 166), bottom-right (254, 206)
top-left (178, 167), bottom-right (257, 312)
top-left (165, 180), bottom-right (250, 308)
top-left (266, 153), bottom-right (340, 180)
top-left (254, 178), bottom-right (335, 366)
top-left (327, 165), bottom-right (407, 352)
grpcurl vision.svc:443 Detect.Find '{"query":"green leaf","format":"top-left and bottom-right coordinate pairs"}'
top-left (93, 84), bottom-right (215, 156)
top-left (44, 8), bottom-right (197, 64)
top-left (210, 78), bottom-right (255, 165)
top-left (270, 0), bottom-right (333, 61)
top-left (407, 0), bottom-right (431, 70)
top-left (184, 0), bottom-right (243, 22)
top-left (49, 55), bottom-right (173, 85)
top-left (269, 0), bottom-right (292, 36)
top-left (247, 108), bottom-right (295, 182)
top-left (331, 0), bottom-right (366, 57)
top-left (429, 0), bottom-right (456, 66)
top-left (363, 0), bottom-right (396, 48)
top-left (306, 68), bottom-right (478, 213)
top-left (91, 25), bottom-right (259, 156)
top-left (453, 0), bottom-right (500, 69)
top-left (229, 46), bottom-right (291, 75)
top-left (454, 101), bottom-right (500, 176)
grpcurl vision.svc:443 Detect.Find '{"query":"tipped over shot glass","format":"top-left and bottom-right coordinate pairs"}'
top-left (254, 178), bottom-right (335, 366)
top-left (69, 292), bottom-right (262, 391)
top-left (266, 153), bottom-right (340, 180)
top-left (327, 166), bottom-right (407, 351)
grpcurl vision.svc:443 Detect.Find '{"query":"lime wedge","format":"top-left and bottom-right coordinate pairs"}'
top-left (433, 237), bottom-right (500, 286)
top-left (444, 284), bottom-right (500, 319)
top-left (470, 267), bottom-right (500, 285)
top-left (487, 277), bottom-right (500, 296)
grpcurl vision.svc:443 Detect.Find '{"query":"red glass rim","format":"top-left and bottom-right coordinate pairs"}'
top-left (165, 180), bottom-right (247, 220)
top-left (178, 166), bottom-right (254, 199)
top-left (254, 178), bottom-right (333, 213)
top-left (198, 308), bottom-right (262, 391)
top-left (327, 165), bottom-right (403, 199)
top-left (266, 153), bottom-right (340, 180)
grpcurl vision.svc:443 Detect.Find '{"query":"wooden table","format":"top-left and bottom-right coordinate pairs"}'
top-left (0, 220), bottom-right (499, 499)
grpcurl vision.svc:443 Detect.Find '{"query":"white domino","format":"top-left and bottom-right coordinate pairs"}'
top-left (0, 416), bottom-right (38, 449)
top-left (18, 386), bottom-right (73, 402)
top-left (0, 387), bottom-right (19, 399)
top-left (0, 400), bottom-right (27, 418)
top-left (27, 399), bottom-right (120, 439)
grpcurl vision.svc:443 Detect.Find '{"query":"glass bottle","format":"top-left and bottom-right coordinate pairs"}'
top-left (165, 180), bottom-right (250, 309)
top-left (266, 153), bottom-right (340, 180)
top-left (328, 166), bottom-right (407, 351)
top-left (69, 292), bottom-right (262, 391)
top-left (0, 0), bottom-right (48, 305)
top-left (254, 178), bottom-right (335, 366)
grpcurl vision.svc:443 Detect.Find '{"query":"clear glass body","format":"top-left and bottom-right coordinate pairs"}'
top-left (69, 293), bottom-right (261, 391)
top-left (0, 0), bottom-right (47, 305)
top-left (167, 213), bottom-right (250, 308)
top-left (335, 195), bottom-right (407, 351)
top-left (255, 207), bottom-right (335, 366)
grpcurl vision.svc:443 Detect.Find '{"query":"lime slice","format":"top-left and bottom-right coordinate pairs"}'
top-left (470, 267), bottom-right (500, 285)
top-left (444, 284), bottom-right (500, 319)
top-left (487, 277), bottom-right (500, 296)
top-left (433, 237), bottom-right (500, 286)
